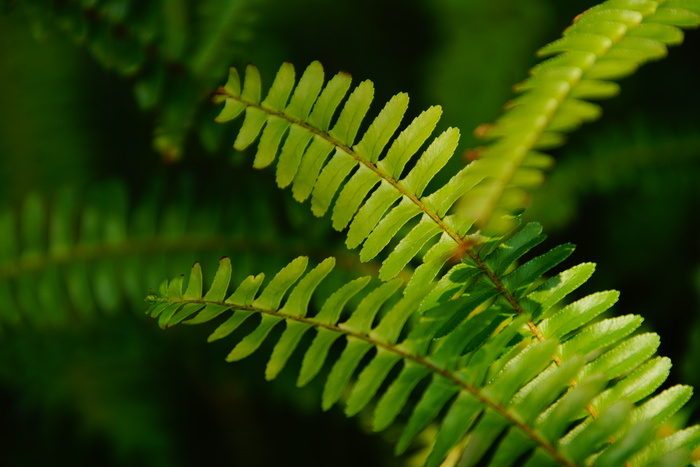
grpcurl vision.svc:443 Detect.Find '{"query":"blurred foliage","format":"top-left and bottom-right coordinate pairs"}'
top-left (0, 0), bottom-right (699, 465)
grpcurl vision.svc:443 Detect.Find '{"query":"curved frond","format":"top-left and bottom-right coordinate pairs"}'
top-left (460, 0), bottom-right (700, 233)
top-left (146, 232), bottom-right (700, 466)
top-left (210, 63), bottom-right (638, 376)
top-left (213, 60), bottom-right (486, 289)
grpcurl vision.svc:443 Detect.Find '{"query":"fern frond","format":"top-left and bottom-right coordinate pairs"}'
top-left (206, 58), bottom-right (700, 463)
top-left (0, 179), bottom-right (369, 329)
top-left (147, 233), bottom-right (700, 466)
top-left (213, 61), bottom-right (487, 289)
top-left (460, 0), bottom-right (700, 233)
top-left (211, 63), bottom-right (617, 367)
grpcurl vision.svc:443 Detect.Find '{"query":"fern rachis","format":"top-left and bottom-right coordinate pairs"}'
top-left (213, 62), bottom-right (482, 275)
top-left (147, 238), bottom-right (698, 465)
top-left (208, 58), bottom-right (627, 439)
top-left (211, 61), bottom-right (557, 350)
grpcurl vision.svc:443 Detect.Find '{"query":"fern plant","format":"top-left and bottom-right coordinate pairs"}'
top-left (0, 175), bottom-right (376, 330)
top-left (2, 0), bottom-right (699, 465)
top-left (144, 1), bottom-right (700, 465)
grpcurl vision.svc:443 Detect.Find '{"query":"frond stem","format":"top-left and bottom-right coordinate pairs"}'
top-left (220, 93), bottom-right (477, 254)
top-left (223, 91), bottom-right (582, 433)
top-left (154, 295), bottom-right (576, 466)
top-left (221, 92), bottom-right (547, 341)
top-left (467, 251), bottom-right (546, 339)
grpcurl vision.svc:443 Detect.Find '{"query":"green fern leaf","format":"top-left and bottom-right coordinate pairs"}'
top-left (142, 4), bottom-right (700, 464)
top-left (0, 178), bottom-right (373, 331)
top-left (459, 0), bottom-right (700, 233)
top-left (213, 61), bottom-right (477, 286)
top-left (146, 237), bottom-right (700, 465)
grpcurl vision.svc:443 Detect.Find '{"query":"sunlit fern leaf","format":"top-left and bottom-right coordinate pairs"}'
top-left (213, 60), bottom-right (488, 287)
top-left (146, 237), bottom-right (700, 466)
top-left (458, 0), bottom-right (700, 234)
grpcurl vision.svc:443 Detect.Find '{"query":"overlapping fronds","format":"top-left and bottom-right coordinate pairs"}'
top-left (213, 61), bottom-right (490, 289)
top-left (460, 0), bottom-right (700, 233)
top-left (9, 0), bottom-right (258, 159)
top-left (146, 224), bottom-right (700, 466)
top-left (0, 179), bottom-right (358, 329)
